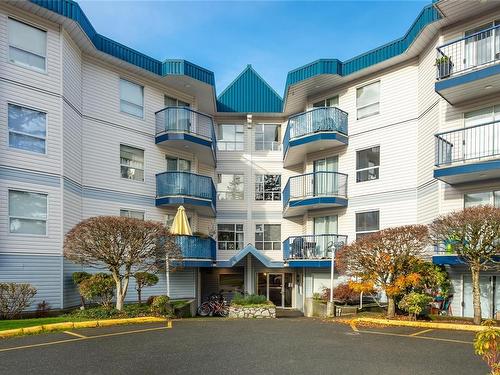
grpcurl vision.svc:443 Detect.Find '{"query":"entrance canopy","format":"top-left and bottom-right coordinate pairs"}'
top-left (217, 245), bottom-right (284, 268)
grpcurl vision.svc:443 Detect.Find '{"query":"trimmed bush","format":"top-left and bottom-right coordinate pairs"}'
top-left (231, 293), bottom-right (269, 306)
top-left (398, 292), bottom-right (433, 320)
top-left (150, 295), bottom-right (173, 317)
top-left (133, 272), bottom-right (159, 304)
top-left (79, 273), bottom-right (115, 309)
top-left (0, 283), bottom-right (37, 319)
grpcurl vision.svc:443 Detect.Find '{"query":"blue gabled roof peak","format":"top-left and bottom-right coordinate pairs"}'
top-left (217, 65), bottom-right (283, 113)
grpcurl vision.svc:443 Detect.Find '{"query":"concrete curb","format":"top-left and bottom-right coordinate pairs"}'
top-left (0, 316), bottom-right (167, 338)
top-left (354, 317), bottom-right (499, 332)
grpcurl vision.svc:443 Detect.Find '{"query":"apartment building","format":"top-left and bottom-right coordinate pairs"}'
top-left (1, 0), bottom-right (499, 318)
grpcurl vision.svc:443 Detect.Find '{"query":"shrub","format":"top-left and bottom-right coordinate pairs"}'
top-left (67, 303), bottom-right (151, 320)
top-left (0, 283), bottom-right (37, 319)
top-left (79, 273), bottom-right (115, 309)
top-left (474, 320), bottom-right (500, 375)
top-left (133, 272), bottom-right (159, 304)
top-left (150, 295), bottom-right (173, 317)
top-left (232, 293), bottom-right (269, 306)
top-left (72, 271), bottom-right (92, 308)
top-left (398, 292), bottom-right (433, 320)
top-left (322, 283), bottom-right (361, 305)
top-left (36, 300), bottom-right (51, 318)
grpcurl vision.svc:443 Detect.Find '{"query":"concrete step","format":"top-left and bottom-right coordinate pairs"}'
top-left (276, 308), bottom-right (304, 318)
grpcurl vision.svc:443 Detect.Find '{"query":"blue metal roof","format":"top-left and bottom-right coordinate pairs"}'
top-left (29, 0), bottom-right (215, 86)
top-left (283, 3), bottom-right (442, 99)
top-left (217, 65), bottom-right (283, 113)
top-left (216, 244), bottom-right (284, 268)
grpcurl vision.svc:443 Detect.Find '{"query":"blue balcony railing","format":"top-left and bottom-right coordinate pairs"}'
top-left (283, 234), bottom-right (347, 260)
top-left (174, 235), bottom-right (216, 260)
top-left (436, 24), bottom-right (500, 80)
top-left (283, 171), bottom-right (348, 210)
top-left (155, 106), bottom-right (216, 150)
top-left (156, 171), bottom-right (216, 210)
top-left (435, 120), bottom-right (500, 167)
top-left (284, 107), bottom-right (348, 156)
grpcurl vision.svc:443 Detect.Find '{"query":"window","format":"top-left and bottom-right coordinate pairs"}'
top-left (120, 209), bottom-right (145, 220)
top-left (355, 211), bottom-right (380, 239)
top-left (313, 96), bottom-right (339, 108)
top-left (465, 191), bottom-right (500, 208)
top-left (217, 174), bottom-right (244, 200)
top-left (9, 190), bottom-right (47, 235)
top-left (255, 124), bottom-right (281, 151)
top-left (120, 79), bottom-right (143, 118)
top-left (255, 174), bottom-right (281, 201)
top-left (255, 224), bottom-right (281, 250)
top-left (166, 157), bottom-right (191, 172)
top-left (217, 224), bottom-right (244, 250)
top-left (8, 104), bottom-right (46, 154)
top-left (120, 144), bottom-right (144, 181)
top-left (218, 124), bottom-right (244, 151)
top-left (164, 95), bottom-right (190, 107)
top-left (356, 81), bottom-right (380, 119)
top-left (356, 146), bottom-right (380, 182)
top-left (8, 18), bottom-right (46, 72)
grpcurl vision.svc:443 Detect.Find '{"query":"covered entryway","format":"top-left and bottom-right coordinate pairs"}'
top-left (257, 273), bottom-right (293, 308)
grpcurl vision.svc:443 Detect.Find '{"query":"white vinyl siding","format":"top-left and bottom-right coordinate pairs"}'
top-left (8, 190), bottom-right (48, 235)
top-left (120, 209), bottom-right (145, 220)
top-left (120, 144), bottom-right (144, 181)
top-left (8, 18), bottom-right (47, 72)
top-left (8, 104), bottom-right (46, 154)
top-left (119, 79), bottom-right (144, 118)
top-left (356, 81), bottom-right (380, 119)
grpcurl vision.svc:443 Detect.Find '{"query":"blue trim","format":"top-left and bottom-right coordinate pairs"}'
top-left (29, 0), bottom-right (215, 86)
top-left (0, 166), bottom-right (60, 187)
top-left (435, 63), bottom-right (500, 92)
top-left (155, 132), bottom-right (212, 148)
top-left (216, 245), bottom-right (284, 268)
top-left (434, 160), bottom-right (500, 178)
top-left (283, 4), bottom-right (441, 101)
top-left (171, 260), bottom-right (214, 268)
top-left (155, 197), bottom-right (215, 213)
top-left (217, 65), bottom-right (283, 113)
top-left (285, 132), bottom-right (348, 161)
top-left (287, 260), bottom-right (332, 268)
top-left (287, 197), bottom-right (348, 208)
top-left (432, 255), bottom-right (465, 265)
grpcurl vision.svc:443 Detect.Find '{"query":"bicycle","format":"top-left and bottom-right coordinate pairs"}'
top-left (197, 292), bottom-right (229, 317)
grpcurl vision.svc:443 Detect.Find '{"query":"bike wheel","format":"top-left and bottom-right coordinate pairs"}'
top-left (197, 302), bottom-right (211, 317)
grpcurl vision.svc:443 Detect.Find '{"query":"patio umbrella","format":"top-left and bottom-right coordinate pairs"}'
top-left (170, 205), bottom-right (192, 236)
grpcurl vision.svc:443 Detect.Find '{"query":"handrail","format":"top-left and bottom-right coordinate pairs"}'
top-left (156, 171), bottom-right (216, 209)
top-left (155, 106), bottom-right (215, 141)
top-left (283, 234), bottom-right (348, 260)
top-left (174, 235), bottom-right (216, 260)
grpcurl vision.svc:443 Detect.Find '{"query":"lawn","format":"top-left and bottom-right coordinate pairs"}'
top-left (0, 316), bottom-right (86, 331)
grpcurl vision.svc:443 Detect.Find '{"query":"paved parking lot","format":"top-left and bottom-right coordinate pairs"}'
top-left (0, 318), bottom-right (486, 374)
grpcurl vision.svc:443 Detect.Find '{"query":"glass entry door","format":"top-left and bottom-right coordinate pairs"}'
top-left (257, 273), bottom-right (293, 308)
top-left (313, 156), bottom-right (338, 196)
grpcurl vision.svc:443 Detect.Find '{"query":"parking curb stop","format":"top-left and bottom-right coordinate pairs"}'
top-left (354, 317), bottom-right (499, 332)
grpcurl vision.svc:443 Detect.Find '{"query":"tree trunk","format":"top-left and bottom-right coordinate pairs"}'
top-left (387, 296), bottom-right (396, 319)
top-left (115, 280), bottom-right (124, 311)
top-left (138, 288), bottom-right (142, 305)
top-left (80, 295), bottom-right (85, 309)
top-left (471, 265), bottom-right (482, 325)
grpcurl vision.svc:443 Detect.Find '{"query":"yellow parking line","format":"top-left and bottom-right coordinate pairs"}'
top-left (409, 329), bottom-right (433, 337)
top-left (62, 331), bottom-right (87, 339)
top-left (0, 326), bottom-right (168, 353)
top-left (358, 329), bottom-right (471, 345)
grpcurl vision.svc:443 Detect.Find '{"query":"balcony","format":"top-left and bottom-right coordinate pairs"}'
top-left (156, 171), bottom-right (216, 217)
top-left (435, 25), bottom-right (500, 104)
top-left (434, 120), bottom-right (500, 184)
top-left (173, 235), bottom-right (216, 267)
top-left (283, 234), bottom-right (348, 268)
top-left (283, 107), bottom-right (348, 167)
top-left (283, 171), bottom-right (348, 218)
top-left (155, 107), bottom-right (216, 166)
top-left (432, 245), bottom-right (500, 266)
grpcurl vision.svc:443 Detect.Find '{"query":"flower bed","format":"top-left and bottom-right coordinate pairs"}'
top-left (228, 304), bottom-right (276, 319)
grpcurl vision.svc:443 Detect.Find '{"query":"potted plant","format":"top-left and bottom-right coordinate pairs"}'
top-left (435, 55), bottom-right (453, 79)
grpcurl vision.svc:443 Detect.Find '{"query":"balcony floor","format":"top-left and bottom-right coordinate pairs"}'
top-left (283, 196), bottom-right (348, 218)
top-left (156, 196), bottom-right (216, 217)
top-left (156, 132), bottom-right (216, 167)
top-left (434, 159), bottom-right (500, 184)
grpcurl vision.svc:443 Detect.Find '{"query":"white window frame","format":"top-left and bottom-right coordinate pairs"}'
top-left (7, 103), bottom-right (48, 155)
top-left (312, 95), bottom-right (339, 108)
top-left (464, 190), bottom-right (500, 208)
top-left (217, 124), bottom-right (244, 151)
top-left (356, 146), bottom-right (380, 183)
top-left (120, 209), bottom-right (145, 220)
top-left (355, 210), bottom-right (380, 239)
top-left (164, 95), bottom-right (190, 107)
top-left (8, 189), bottom-right (48, 236)
top-left (217, 223), bottom-right (245, 251)
top-left (166, 156), bottom-right (191, 172)
top-left (119, 78), bottom-right (144, 118)
top-left (254, 123), bottom-right (281, 151)
top-left (217, 174), bottom-right (244, 200)
top-left (120, 144), bottom-right (145, 182)
top-left (255, 223), bottom-right (281, 251)
top-left (356, 81), bottom-right (380, 120)
top-left (255, 174), bottom-right (281, 201)
top-left (8, 17), bottom-right (47, 73)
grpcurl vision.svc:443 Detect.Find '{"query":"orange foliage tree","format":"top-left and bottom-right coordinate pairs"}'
top-left (337, 225), bottom-right (429, 318)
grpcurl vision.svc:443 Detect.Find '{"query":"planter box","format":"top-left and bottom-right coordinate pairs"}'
top-left (229, 305), bottom-right (276, 319)
top-left (436, 60), bottom-right (453, 79)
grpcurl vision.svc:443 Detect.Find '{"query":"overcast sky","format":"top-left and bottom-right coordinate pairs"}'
top-left (79, 0), bottom-right (429, 96)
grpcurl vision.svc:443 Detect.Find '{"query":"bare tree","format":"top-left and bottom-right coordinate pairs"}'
top-left (430, 206), bottom-right (500, 325)
top-left (337, 225), bottom-right (429, 318)
top-left (64, 216), bottom-right (181, 311)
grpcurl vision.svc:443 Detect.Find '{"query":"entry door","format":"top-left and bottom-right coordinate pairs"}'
top-left (268, 273), bottom-right (283, 307)
top-left (313, 156), bottom-right (338, 196)
top-left (258, 273), bottom-right (293, 308)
